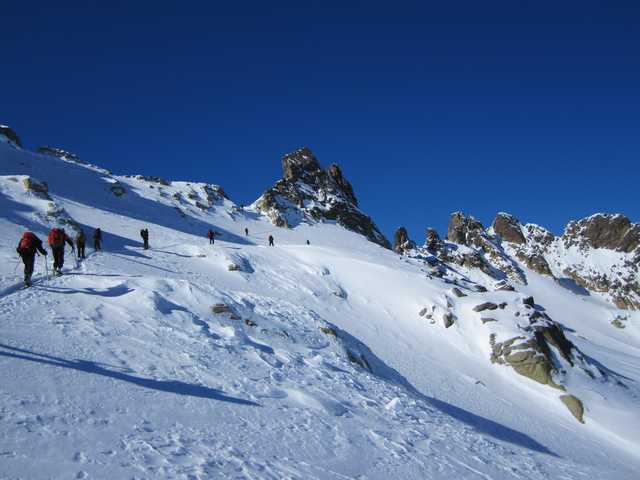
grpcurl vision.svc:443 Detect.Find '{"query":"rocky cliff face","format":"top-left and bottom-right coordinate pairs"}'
top-left (418, 211), bottom-right (640, 310)
top-left (253, 147), bottom-right (390, 249)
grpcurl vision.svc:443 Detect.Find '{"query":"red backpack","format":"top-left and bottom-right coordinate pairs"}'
top-left (48, 228), bottom-right (64, 247)
top-left (18, 232), bottom-right (37, 252)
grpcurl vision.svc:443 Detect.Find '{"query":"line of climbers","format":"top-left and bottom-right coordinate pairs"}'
top-left (16, 224), bottom-right (310, 287)
top-left (16, 227), bottom-right (104, 287)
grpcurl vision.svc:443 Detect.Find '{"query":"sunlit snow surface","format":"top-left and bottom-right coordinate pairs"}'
top-left (0, 142), bottom-right (638, 479)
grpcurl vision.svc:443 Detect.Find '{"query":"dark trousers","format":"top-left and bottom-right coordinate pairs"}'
top-left (209, 237), bottom-right (214, 244)
top-left (94, 239), bottom-right (101, 251)
top-left (20, 253), bottom-right (35, 282)
top-left (52, 246), bottom-right (65, 271)
top-left (269, 239), bottom-right (274, 246)
top-left (143, 238), bottom-right (149, 249)
top-left (77, 243), bottom-right (85, 259)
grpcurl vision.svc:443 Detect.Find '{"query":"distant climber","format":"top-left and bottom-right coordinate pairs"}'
top-left (140, 228), bottom-right (149, 250)
top-left (244, 227), bottom-right (249, 236)
top-left (16, 232), bottom-right (47, 287)
top-left (207, 229), bottom-right (215, 245)
top-left (76, 230), bottom-right (86, 259)
top-left (93, 228), bottom-right (102, 251)
top-left (48, 227), bottom-right (74, 276)
top-left (268, 235), bottom-right (274, 247)
top-left (306, 239), bottom-right (310, 245)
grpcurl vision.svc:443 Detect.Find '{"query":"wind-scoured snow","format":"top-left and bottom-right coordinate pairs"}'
top-left (1, 142), bottom-right (639, 479)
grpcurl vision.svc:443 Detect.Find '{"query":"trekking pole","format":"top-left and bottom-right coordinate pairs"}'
top-left (44, 255), bottom-right (49, 282)
top-left (72, 247), bottom-right (78, 268)
top-left (14, 258), bottom-right (20, 273)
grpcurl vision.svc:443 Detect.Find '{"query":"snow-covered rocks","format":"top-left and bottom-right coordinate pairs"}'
top-left (253, 147), bottom-right (391, 248)
top-left (38, 146), bottom-right (86, 164)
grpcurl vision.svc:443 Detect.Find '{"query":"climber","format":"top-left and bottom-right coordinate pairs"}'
top-left (244, 227), bottom-right (249, 236)
top-left (140, 228), bottom-right (150, 250)
top-left (76, 229), bottom-right (86, 259)
top-left (306, 239), bottom-right (310, 245)
top-left (207, 229), bottom-right (215, 245)
top-left (16, 231), bottom-right (47, 287)
top-left (268, 235), bottom-right (274, 247)
top-left (93, 228), bottom-right (102, 251)
top-left (48, 227), bottom-right (74, 276)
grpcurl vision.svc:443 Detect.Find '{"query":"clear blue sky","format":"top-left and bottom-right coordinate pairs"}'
top-left (3, 1), bottom-right (639, 241)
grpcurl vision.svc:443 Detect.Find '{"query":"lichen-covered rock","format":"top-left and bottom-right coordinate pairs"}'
top-left (253, 147), bottom-right (390, 248)
top-left (560, 395), bottom-right (585, 423)
top-left (22, 177), bottom-right (50, 198)
top-left (492, 212), bottom-right (525, 244)
top-left (0, 125), bottom-right (22, 147)
top-left (227, 263), bottom-right (240, 271)
top-left (320, 326), bottom-right (338, 337)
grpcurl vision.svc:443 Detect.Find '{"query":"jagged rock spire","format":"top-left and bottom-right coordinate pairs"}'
top-left (254, 147), bottom-right (390, 249)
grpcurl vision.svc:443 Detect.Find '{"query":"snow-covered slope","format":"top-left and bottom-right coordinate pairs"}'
top-left (1, 139), bottom-right (639, 479)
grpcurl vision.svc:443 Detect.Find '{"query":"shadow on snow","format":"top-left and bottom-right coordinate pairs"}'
top-left (0, 343), bottom-right (260, 406)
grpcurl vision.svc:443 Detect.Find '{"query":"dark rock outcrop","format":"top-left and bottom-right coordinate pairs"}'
top-left (393, 227), bottom-right (415, 254)
top-left (563, 213), bottom-right (640, 253)
top-left (0, 125), bottom-right (22, 148)
top-left (254, 147), bottom-right (390, 248)
top-left (425, 228), bottom-right (443, 252)
top-left (492, 212), bottom-right (525, 244)
top-left (38, 146), bottom-right (85, 164)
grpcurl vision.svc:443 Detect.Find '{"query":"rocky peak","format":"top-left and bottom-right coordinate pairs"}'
top-left (282, 147), bottom-right (321, 182)
top-left (492, 212), bottom-right (525, 244)
top-left (563, 213), bottom-right (640, 253)
top-left (393, 227), bottom-right (415, 254)
top-left (254, 147), bottom-right (390, 249)
top-left (38, 146), bottom-right (85, 164)
top-left (447, 212), bottom-right (485, 246)
top-left (0, 125), bottom-right (22, 148)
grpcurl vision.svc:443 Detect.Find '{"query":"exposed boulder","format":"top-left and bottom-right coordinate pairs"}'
top-left (473, 302), bottom-right (499, 312)
top-left (563, 213), bottom-right (640, 253)
top-left (0, 125), bottom-right (22, 148)
top-left (560, 395), bottom-right (585, 423)
top-left (393, 227), bottom-right (416, 254)
top-left (22, 177), bottom-right (50, 198)
top-left (443, 312), bottom-right (456, 328)
top-left (451, 287), bottom-right (467, 298)
top-left (522, 296), bottom-right (535, 307)
top-left (492, 212), bottom-right (525, 244)
top-left (253, 147), bottom-right (390, 248)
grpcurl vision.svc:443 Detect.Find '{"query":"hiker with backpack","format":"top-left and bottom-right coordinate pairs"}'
top-left (93, 228), bottom-right (102, 251)
top-left (207, 229), bottom-right (215, 245)
top-left (48, 227), bottom-right (74, 276)
top-left (140, 228), bottom-right (149, 250)
top-left (268, 235), bottom-right (274, 247)
top-left (16, 232), bottom-right (48, 287)
top-left (76, 230), bottom-right (86, 259)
